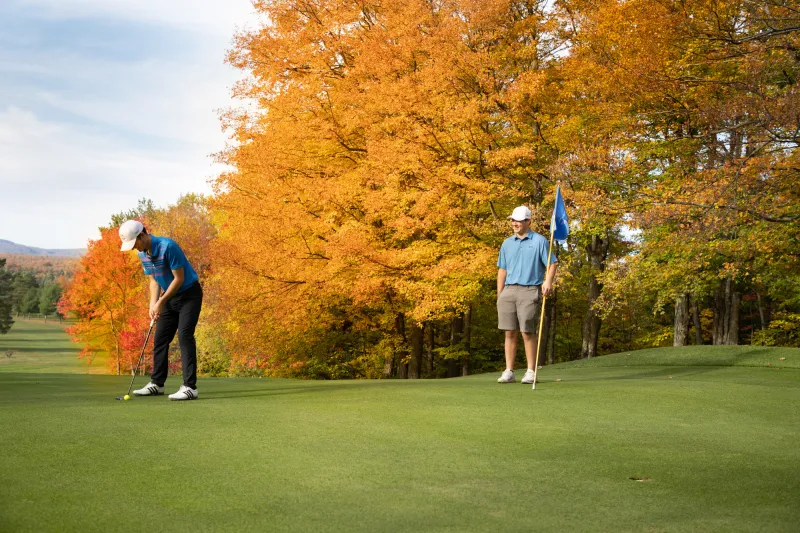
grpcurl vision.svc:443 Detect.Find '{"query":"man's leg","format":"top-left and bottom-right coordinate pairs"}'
top-left (498, 286), bottom-right (520, 371)
top-left (176, 284), bottom-right (203, 389)
top-left (151, 307), bottom-right (179, 387)
top-left (518, 286), bottom-right (542, 384)
top-left (521, 331), bottom-right (537, 370)
top-left (505, 330), bottom-right (519, 370)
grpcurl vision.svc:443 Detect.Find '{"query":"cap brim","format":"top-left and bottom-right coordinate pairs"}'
top-left (120, 239), bottom-right (136, 251)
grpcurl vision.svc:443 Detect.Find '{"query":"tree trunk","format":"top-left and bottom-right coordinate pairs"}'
top-left (581, 234), bottom-right (609, 358)
top-left (461, 306), bottom-right (472, 376)
top-left (397, 313), bottom-right (408, 378)
top-left (386, 312), bottom-right (404, 377)
top-left (673, 293), bottom-right (690, 346)
top-left (425, 322), bottom-right (435, 374)
top-left (713, 278), bottom-right (740, 345)
top-left (726, 291), bottom-right (740, 345)
top-left (384, 350), bottom-right (394, 378)
top-left (712, 286), bottom-right (724, 345)
top-left (436, 320), bottom-right (448, 372)
top-left (408, 323), bottom-right (422, 379)
top-left (755, 291), bottom-right (766, 345)
top-left (691, 295), bottom-right (703, 345)
top-left (423, 321), bottom-right (434, 374)
top-left (448, 315), bottom-right (463, 378)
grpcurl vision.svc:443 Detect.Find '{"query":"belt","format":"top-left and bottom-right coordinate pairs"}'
top-left (505, 284), bottom-right (541, 287)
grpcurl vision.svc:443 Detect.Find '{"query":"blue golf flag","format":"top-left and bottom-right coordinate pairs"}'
top-left (551, 186), bottom-right (569, 241)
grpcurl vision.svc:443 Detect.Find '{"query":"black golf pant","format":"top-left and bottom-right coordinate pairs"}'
top-left (151, 282), bottom-right (203, 390)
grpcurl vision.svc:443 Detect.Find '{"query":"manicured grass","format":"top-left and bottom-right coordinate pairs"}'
top-left (557, 345), bottom-right (800, 369)
top-left (1, 347), bottom-right (798, 532)
top-left (0, 318), bottom-right (108, 374)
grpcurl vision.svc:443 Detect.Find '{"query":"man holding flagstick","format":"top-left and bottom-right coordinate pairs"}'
top-left (496, 186), bottom-right (567, 386)
top-left (531, 185), bottom-right (569, 388)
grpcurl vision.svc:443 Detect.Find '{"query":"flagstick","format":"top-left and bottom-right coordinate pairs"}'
top-left (532, 232), bottom-right (554, 390)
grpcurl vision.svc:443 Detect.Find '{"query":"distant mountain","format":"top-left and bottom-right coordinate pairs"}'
top-left (0, 239), bottom-right (86, 257)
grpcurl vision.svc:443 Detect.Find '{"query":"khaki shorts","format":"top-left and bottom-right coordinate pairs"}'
top-left (497, 285), bottom-right (542, 333)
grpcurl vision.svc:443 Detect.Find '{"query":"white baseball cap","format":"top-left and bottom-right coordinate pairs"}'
top-left (119, 220), bottom-right (144, 251)
top-left (507, 206), bottom-right (531, 221)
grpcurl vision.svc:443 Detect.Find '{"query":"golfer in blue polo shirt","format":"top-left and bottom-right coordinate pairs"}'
top-left (118, 220), bottom-right (203, 400)
top-left (496, 206), bottom-right (557, 384)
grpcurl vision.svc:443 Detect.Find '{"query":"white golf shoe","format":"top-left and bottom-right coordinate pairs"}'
top-left (521, 369), bottom-right (537, 384)
top-left (168, 385), bottom-right (198, 401)
top-left (497, 370), bottom-right (516, 383)
top-left (133, 382), bottom-right (164, 396)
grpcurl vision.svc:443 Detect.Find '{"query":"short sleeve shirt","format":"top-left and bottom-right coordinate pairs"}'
top-left (138, 236), bottom-right (199, 294)
top-left (497, 231), bottom-right (556, 286)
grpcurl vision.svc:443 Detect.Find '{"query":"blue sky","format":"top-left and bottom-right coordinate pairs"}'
top-left (0, 0), bottom-right (256, 249)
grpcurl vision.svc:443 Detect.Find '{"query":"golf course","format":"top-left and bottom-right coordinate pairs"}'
top-left (2, 1), bottom-right (799, 531)
top-left (0, 320), bottom-right (798, 532)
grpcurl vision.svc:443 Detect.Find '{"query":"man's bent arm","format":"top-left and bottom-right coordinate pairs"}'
top-left (542, 263), bottom-right (557, 297)
top-left (497, 268), bottom-right (507, 296)
top-left (149, 277), bottom-right (160, 311)
top-left (160, 268), bottom-right (184, 304)
top-left (149, 268), bottom-right (184, 319)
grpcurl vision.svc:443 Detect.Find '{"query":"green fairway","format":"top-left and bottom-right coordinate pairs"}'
top-left (1, 348), bottom-right (799, 532)
top-left (0, 318), bottom-right (108, 374)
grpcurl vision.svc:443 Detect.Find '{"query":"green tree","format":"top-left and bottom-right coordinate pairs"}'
top-left (108, 198), bottom-right (157, 228)
top-left (559, 0), bottom-right (799, 348)
top-left (0, 259), bottom-right (13, 334)
top-left (20, 287), bottom-right (41, 315)
top-left (11, 272), bottom-right (38, 313)
top-left (39, 283), bottom-right (63, 316)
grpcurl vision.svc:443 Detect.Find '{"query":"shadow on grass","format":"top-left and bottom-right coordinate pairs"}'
top-left (94, 388), bottom-right (341, 403)
top-left (731, 348), bottom-right (786, 366)
top-left (5, 326), bottom-right (69, 336)
top-left (563, 365), bottom-right (723, 382)
top-left (1, 336), bottom-right (74, 343)
top-left (0, 347), bottom-right (80, 354)
top-left (199, 383), bottom-right (368, 400)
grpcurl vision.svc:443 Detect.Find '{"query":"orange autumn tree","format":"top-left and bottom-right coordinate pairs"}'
top-left (149, 194), bottom-right (215, 277)
top-left (116, 195), bottom-right (216, 376)
top-left (63, 195), bottom-right (217, 375)
top-left (567, 0), bottom-right (800, 346)
top-left (211, 0), bottom-right (570, 376)
top-left (59, 227), bottom-right (147, 374)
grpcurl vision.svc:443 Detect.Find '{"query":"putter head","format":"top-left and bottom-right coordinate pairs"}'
top-left (115, 396), bottom-right (124, 400)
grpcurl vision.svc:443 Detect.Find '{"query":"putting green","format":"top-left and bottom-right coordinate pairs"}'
top-left (1, 347), bottom-right (798, 532)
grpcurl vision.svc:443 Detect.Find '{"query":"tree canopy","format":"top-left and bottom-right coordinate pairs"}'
top-left (57, 0), bottom-right (800, 377)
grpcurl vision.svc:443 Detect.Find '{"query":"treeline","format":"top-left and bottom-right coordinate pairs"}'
top-left (0, 254), bottom-right (79, 278)
top-left (0, 257), bottom-right (71, 333)
top-left (60, 0), bottom-right (799, 377)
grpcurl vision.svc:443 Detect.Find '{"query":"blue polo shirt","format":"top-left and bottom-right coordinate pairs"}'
top-left (497, 231), bottom-right (556, 286)
top-left (138, 236), bottom-right (199, 294)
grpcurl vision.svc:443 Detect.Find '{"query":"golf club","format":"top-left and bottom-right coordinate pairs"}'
top-left (115, 317), bottom-right (156, 400)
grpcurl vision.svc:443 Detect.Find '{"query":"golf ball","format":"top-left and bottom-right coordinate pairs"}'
top-left (123, 395), bottom-right (130, 401)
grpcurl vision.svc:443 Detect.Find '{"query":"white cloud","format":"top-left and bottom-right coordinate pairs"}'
top-left (14, 0), bottom-right (258, 35)
top-left (3, 4), bottom-right (249, 145)
top-left (33, 54), bottom-right (234, 145)
top-left (0, 0), bottom-right (256, 249)
top-left (0, 107), bottom-right (225, 248)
